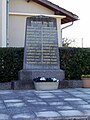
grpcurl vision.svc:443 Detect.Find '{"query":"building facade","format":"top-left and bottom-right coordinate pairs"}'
top-left (0, 0), bottom-right (78, 47)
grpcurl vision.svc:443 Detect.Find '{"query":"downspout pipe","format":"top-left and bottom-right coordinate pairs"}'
top-left (6, 0), bottom-right (9, 47)
top-left (61, 22), bottom-right (74, 46)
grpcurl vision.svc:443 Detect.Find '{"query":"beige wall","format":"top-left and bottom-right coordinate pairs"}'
top-left (0, 0), bottom-right (6, 47)
top-left (10, 0), bottom-right (54, 15)
top-left (9, 0), bottom-right (55, 47)
top-left (9, 15), bottom-right (26, 47)
top-left (0, 1), bottom-right (2, 46)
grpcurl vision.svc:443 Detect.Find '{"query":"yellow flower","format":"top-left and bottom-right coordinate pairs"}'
top-left (81, 74), bottom-right (90, 78)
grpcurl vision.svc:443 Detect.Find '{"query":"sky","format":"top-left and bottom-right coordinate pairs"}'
top-left (49, 0), bottom-right (90, 48)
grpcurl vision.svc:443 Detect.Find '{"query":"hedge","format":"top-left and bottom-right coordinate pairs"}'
top-left (0, 48), bottom-right (23, 82)
top-left (60, 48), bottom-right (90, 80)
top-left (0, 47), bottom-right (90, 82)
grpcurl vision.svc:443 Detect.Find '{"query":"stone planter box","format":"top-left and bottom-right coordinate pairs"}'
top-left (34, 82), bottom-right (59, 91)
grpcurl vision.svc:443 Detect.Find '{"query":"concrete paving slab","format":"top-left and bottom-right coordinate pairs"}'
top-left (4, 99), bottom-right (22, 103)
top-left (0, 106), bottom-right (5, 109)
top-left (0, 114), bottom-right (10, 120)
top-left (48, 101), bottom-right (64, 105)
top-left (6, 102), bottom-right (26, 107)
top-left (78, 105), bottom-right (90, 109)
top-left (59, 110), bottom-right (83, 117)
top-left (35, 111), bottom-right (61, 117)
top-left (38, 95), bottom-right (55, 99)
top-left (56, 105), bottom-right (74, 110)
top-left (12, 113), bottom-right (35, 119)
top-left (64, 98), bottom-right (82, 101)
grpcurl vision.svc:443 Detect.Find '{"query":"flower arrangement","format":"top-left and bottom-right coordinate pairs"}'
top-left (33, 77), bottom-right (59, 90)
top-left (33, 77), bottom-right (59, 82)
top-left (81, 74), bottom-right (90, 78)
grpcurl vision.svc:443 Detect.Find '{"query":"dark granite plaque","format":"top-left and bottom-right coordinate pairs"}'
top-left (24, 16), bottom-right (60, 70)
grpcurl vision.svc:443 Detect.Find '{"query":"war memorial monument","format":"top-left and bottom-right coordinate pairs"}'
top-left (19, 15), bottom-right (64, 82)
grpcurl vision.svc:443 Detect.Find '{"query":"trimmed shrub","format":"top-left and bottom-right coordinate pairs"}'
top-left (60, 48), bottom-right (90, 80)
top-left (0, 47), bottom-right (90, 82)
top-left (0, 48), bottom-right (23, 82)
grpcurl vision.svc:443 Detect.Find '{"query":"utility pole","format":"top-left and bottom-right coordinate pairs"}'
top-left (81, 38), bottom-right (83, 48)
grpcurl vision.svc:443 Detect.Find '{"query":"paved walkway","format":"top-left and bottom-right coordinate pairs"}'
top-left (0, 88), bottom-right (90, 120)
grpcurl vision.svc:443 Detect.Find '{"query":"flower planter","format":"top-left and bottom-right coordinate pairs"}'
top-left (82, 78), bottom-right (90, 88)
top-left (34, 82), bottom-right (59, 91)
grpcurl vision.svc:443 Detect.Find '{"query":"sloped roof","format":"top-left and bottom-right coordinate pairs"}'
top-left (27, 0), bottom-right (79, 24)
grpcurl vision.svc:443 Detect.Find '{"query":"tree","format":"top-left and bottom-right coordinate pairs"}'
top-left (62, 37), bottom-right (76, 47)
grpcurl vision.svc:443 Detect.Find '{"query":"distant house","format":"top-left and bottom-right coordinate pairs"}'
top-left (0, 0), bottom-right (78, 47)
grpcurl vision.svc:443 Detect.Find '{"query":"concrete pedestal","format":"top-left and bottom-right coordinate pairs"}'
top-left (19, 69), bottom-right (65, 81)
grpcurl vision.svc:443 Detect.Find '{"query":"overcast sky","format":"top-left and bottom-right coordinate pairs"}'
top-left (49, 0), bottom-right (90, 47)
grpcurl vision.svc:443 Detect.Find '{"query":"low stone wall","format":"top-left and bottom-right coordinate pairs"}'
top-left (11, 80), bottom-right (34, 90)
top-left (59, 80), bottom-right (83, 88)
top-left (0, 82), bottom-right (11, 90)
top-left (0, 80), bottom-right (83, 90)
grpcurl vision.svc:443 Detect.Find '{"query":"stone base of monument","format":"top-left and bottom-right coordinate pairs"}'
top-left (19, 69), bottom-right (65, 81)
top-left (14, 69), bottom-right (65, 90)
